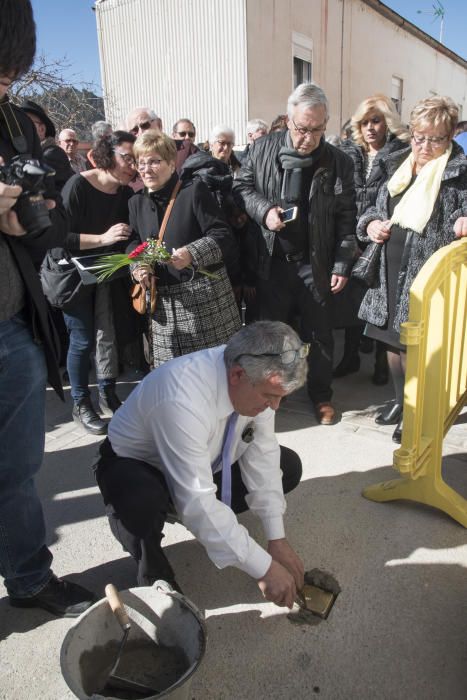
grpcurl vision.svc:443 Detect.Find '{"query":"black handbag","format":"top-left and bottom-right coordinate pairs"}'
top-left (351, 242), bottom-right (382, 287)
top-left (40, 247), bottom-right (83, 309)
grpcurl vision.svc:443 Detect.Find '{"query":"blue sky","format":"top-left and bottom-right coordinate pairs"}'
top-left (31, 0), bottom-right (466, 90)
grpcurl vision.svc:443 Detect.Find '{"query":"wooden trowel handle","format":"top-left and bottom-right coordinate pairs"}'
top-left (105, 583), bottom-right (131, 630)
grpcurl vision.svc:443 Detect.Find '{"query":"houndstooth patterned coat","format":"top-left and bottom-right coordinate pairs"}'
top-left (128, 177), bottom-right (241, 367)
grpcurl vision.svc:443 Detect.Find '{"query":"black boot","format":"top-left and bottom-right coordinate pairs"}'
top-left (333, 354), bottom-right (360, 377)
top-left (333, 327), bottom-right (361, 378)
top-left (392, 417), bottom-right (403, 444)
top-left (73, 398), bottom-right (107, 435)
top-left (99, 385), bottom-right (122, 416)
top-left (375, 400), bottom-right (403, 425)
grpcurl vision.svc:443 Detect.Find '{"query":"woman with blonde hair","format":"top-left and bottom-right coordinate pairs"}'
top-left (129, 130), bottom-right (241, 367)
top-left (357, 95), bottom-right (467, 442)
top-left (334, 94), bottom-right (410, 383)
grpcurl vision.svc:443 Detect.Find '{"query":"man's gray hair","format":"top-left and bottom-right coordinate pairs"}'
top-left (287, 82), bottom-right (329, 119)
top-left (91, 121), bottom-right (112, 141)
top-left (246, 118), bottom-right (268, 135)
top-left (209, 124), bottom-right (235, 145)
top-left (224, 321), bottom-right (308, 393)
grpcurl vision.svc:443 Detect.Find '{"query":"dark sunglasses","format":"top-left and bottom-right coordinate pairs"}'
top-left (130, 121), bottom-right (152, 134)
top-left (177, 130), bottom-right (195, 138)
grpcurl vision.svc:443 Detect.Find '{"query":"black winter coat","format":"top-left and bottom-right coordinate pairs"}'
top-left (340, 135), bottom-right (409, 220)
top-left (128, 176), bottom-right (239, 286)
top-left (233, 130), bottom-right (357, 300)
top-left (41, 137), bottom-right (74, 191)
top-left (0, 101), bottom-right (68, 397)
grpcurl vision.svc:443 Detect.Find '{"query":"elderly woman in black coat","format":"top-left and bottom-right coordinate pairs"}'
top-left (357, 95), bottom-right (467, 442)
top-left (130, 131), bottom-right (241, 367)
top-left (334, 94), bottom-right (410, 382)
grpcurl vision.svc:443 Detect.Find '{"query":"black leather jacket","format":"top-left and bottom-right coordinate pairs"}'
top-left (233, 130), bottom-right (357, 299)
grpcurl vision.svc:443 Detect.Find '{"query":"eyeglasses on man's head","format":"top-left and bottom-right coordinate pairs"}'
top-left (234, 343), bottom-right (310, 366)
top-left (177, 130), bottom-right (195, 138)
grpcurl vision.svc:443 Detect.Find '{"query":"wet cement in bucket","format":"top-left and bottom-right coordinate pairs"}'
top-left (79, 638), bottom-right (190, 698)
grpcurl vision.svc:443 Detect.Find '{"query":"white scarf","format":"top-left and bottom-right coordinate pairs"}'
top-left (387, 143), bottom-right (452, 234)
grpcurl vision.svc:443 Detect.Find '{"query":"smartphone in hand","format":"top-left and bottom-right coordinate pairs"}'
top-left (280, 206), bottom-right (298, 223)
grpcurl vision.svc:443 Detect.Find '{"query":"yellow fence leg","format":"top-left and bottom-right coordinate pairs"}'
top-left (362, 239), bottom-right (467, 526)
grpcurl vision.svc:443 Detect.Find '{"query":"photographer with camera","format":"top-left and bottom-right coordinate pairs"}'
top-left (0, 0), bottom-right (96, 617)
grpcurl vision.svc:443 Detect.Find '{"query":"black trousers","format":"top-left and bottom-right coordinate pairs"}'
top-left (95, 438), bottom-right (302, 587)
top-left (257, 258), bottom-right (334, 403)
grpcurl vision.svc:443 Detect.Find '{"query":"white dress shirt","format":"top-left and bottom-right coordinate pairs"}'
top-left (108, 346), bottom-right (287, 579)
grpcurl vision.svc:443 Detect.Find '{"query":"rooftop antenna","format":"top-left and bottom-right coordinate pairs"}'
top-left (417, 0), bottom-right (446, 44)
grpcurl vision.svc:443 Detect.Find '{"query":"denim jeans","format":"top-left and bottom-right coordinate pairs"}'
top-left (63, 283), bottom-right (119, 402)
top-left (0, 312), bottom-right (53, 597)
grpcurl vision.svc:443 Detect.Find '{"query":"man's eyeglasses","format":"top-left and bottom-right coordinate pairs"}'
top-left (215, 140), bottom-right (233, 148)
top-left (177, 130), bottom-right (195, 138)
top-left (291, 118), bottom-right (327, 137)
top-left (138, 158), bottom-right (163, 171)
top-left (234, 343), bottom-right (310, 366)
top-left (129, 121), bottom-right (152, 134)
top-left (115, 151), bottom-right (136, 166)
top-left (411, 133), bottom-right (449, 146)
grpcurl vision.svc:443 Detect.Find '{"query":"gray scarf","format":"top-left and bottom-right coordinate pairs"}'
top-left (278, 132), bottom-right (325, 203)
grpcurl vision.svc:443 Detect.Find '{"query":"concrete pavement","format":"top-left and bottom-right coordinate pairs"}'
top-left (1, 339), bottom-right (466, 699)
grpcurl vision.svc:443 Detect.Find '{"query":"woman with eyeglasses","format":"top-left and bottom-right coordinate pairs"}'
top-left (357, 95), bottom-right (467, 442)
top-left (61, 131), bottom-right (137, 434)
top-left (333, 94), bottom-right (410, 384)
top-left (209, 124), bottom-right (242, 175)
top-left (129, 130), bottom-right (241, 368)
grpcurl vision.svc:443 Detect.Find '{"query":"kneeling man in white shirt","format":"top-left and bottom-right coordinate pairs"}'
top-left (96, 321), bottom-right (307, 608)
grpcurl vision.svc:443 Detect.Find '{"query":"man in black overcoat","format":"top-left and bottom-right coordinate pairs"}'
top-left (234, 82), bottom-right (357, 424)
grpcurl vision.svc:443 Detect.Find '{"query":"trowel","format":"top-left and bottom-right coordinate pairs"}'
top-left (99, 583), bottom-right (161, 697)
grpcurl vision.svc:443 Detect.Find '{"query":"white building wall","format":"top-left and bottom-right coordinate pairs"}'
top-left (245, 0), bottom-right (467, 135)
top-left (96, 0), bottom-right (467, 142)
top-left (95, 0), bottom-right (248, 142)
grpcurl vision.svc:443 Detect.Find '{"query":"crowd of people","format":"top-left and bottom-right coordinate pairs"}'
top-left (1, 0), bottom-right (466, 621)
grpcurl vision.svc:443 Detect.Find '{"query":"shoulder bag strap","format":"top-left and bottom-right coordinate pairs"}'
top-left (157, 180), bottom-right (182, 244)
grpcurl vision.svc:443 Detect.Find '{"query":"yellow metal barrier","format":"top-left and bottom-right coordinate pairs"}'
top-left (362, 238), bottom-right (467, 526)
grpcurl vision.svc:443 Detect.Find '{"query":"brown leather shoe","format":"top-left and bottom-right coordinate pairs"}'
top-left (314, 402), bottom-right (336, 425)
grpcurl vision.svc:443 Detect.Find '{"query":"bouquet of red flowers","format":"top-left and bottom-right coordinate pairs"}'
top-left (95, 239), bottom-right (217, 282)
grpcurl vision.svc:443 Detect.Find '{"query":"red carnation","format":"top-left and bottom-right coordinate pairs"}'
top-left (128, 241), bottom-right (149, 259)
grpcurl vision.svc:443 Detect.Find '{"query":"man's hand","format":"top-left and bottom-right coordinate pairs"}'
top-left (257, 559), bottom-right (297, 608)
top-left (0, 181), bottom-right (22, 216)
top-left (0, 209), bottom-right (26, 237)
top-left (264, 206), bottom-right (286, 232)
top-left (330, 274), bottom-right (348, 294)
top-left (268, 538), bottom-right (304, 590)
top-left (453, 216), bottom-right (467, 238)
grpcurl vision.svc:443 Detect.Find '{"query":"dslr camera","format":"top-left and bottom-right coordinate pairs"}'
top-left (0, 155), bottom-right (55, 236)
